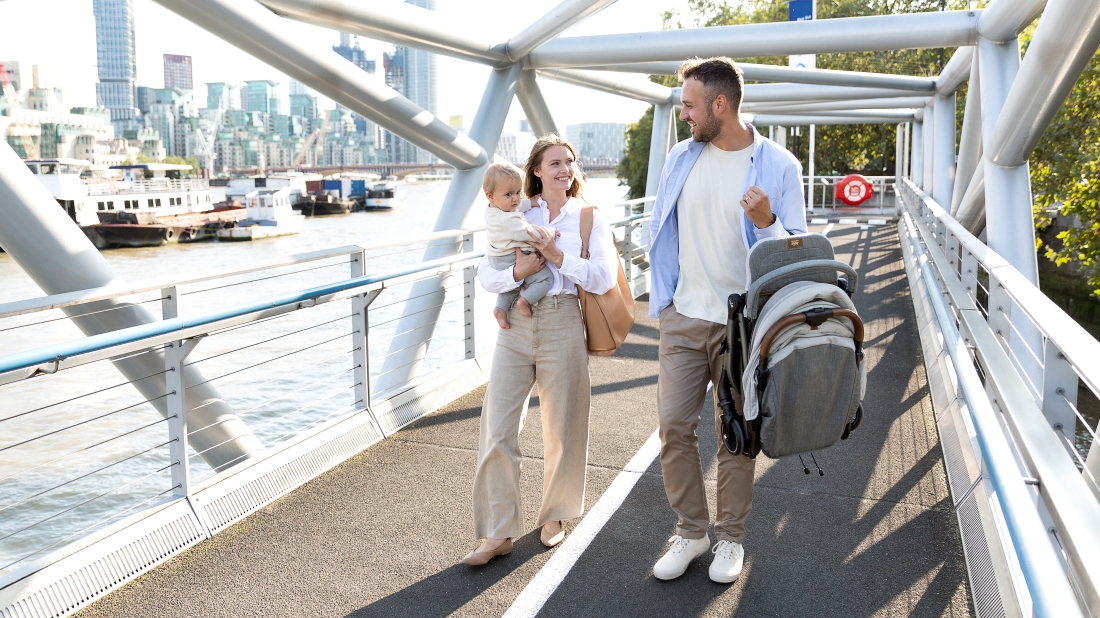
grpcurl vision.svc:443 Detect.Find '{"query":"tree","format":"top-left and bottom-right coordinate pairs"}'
top-left (617, 105), bottom-right (692, 199)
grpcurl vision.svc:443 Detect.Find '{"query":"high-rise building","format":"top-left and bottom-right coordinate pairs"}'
top-left (163, 54), bottom-right (193, 90)
top-left (0, 61), bottom-right (26, 94)
top-left (92, 0), bottom-right (140, 129)
top-left (333, 33), bottom-right (376, 74)
top-left (379, 0), bottom-right (437, 163)
top-left (244, 80), bottom-right (278, 114)
top-left (206, 82), bottom-right (238, 110)
top-left (289, 93), bottom-right (317, 120)
top-left (565, 122), bottom-right (627, 164)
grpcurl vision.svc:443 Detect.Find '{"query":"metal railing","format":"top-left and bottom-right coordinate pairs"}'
top-left (0, 198), bottom-right (654, 585)
top-left (898, 178), bottom-right (1100, 615)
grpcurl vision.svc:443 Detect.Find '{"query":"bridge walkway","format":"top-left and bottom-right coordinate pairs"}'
top-left (74, 223), bottom-right (973, 617)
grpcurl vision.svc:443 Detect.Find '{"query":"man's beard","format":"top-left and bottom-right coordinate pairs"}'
top-left (691, 109), bottom-right (722, 142)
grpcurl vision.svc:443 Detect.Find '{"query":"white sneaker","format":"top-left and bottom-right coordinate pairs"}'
top-left (653, 535), bottom-right (711, 580)
top-left (709, 540), bottom-right (745, 583)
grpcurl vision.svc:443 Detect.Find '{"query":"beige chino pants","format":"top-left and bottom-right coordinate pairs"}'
top-left (472, 295), bottom-right (591, 540)
top-left (658, 304), bottom-right (756, 543)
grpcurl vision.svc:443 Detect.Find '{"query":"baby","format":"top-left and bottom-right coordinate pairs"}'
top-left (483, 162), bottom-right (556, 329)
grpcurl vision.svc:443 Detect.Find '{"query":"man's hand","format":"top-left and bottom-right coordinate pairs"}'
top-left (513, 247), bottom-right (546, 281)
top-left (740, 186), bottom-right (776, 229)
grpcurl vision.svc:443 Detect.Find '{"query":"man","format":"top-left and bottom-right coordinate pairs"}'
top-left (648, 57), bottom-right (806, 584)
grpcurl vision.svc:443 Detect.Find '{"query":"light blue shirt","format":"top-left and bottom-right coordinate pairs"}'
top-left (648, 122), bottom-right (807, 319)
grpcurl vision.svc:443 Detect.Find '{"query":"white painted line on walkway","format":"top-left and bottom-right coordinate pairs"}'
top-left (869, 219), bottom-right (887, 225)
top-left (821, 223), bottom-right (835, 236)
top-left (839, 218), bottom-right (858, 224)
top-left (810, 218), bottom-right (828, 225)
top-left (503, 429), bottom-right (662, 618)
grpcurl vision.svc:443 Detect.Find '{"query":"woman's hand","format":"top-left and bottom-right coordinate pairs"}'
top-left (526, 225), bottom-right (564, 267)
top-left (513, 248), bottom-right (546, 281)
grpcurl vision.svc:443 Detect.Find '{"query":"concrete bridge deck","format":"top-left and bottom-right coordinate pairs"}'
top-left (74, 223), bottom-right (972, 617)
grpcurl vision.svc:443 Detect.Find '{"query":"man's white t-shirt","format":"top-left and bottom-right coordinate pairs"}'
top-left (673, 141), bottom-right (753, 325)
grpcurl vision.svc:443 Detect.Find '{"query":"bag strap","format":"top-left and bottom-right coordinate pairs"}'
top-left (580, 205), bottom-right (595, 260)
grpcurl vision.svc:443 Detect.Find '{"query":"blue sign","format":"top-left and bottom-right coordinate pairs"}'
top-left (789, 0), bottom-right (813, 21)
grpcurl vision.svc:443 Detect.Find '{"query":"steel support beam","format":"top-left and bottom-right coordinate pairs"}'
top-left (748, 113), bottom-right (915, 126)
top-left (517, 70), bottom-right (560, 137)
top-left (978, 36), bottom-right (1037, 284)
top-left (743, 84), bottom-right (929, 104)
top-left (579, 61), bottom-right (937, 91)
top-left (955, 158), bottom-right (986, 234)
top-left (645, 103), bottom-right (673, 198)
top-left (374, 63), bottom-right (523, 394)
top-left (743, 96), bottom-right (930, 114)
top-left (952, 51), bottom-right (983, 214)
top-left (895, 123), bottom-right (904, 199)
top-left (536, 68), bottom-right (673, 104)
top-left (259, 0), bottom-right (506, 65)
top-left (0, 140), bottom-right (262, 469)
top-left (506, 0), bottom-right (619, 60)
top-left (932, 92), bottom-right (957, 208)
top-left (979, 0), bottom-right (1047, 43)
top-left (911, 121), bottom-right (923, 185)
top-left (154, 0), bottom-right (487, 170)
top-left (936, 46), bottom-right (974, 95)
top-left (922, 101), bottom-right (935, 192)
top-left (528, 10), bottom-right (980, 68)
top-left (988, 0), bottom-right (1100, 168)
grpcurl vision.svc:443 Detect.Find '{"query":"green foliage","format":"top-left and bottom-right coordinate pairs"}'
top-left (1031, 45), bottom-right (1100, 294)
top-left (163, 155), bottom-right (201, 177)
top-left (617, 0), bottom-right (972, 198)
top-left (617, 106), bottom-right (691, 199)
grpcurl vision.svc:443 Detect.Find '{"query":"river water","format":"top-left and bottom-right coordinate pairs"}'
top-left (0, 178), bottom-right (630, 575)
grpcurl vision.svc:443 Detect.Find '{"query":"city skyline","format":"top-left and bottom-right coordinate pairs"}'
top-left (0, 0), bottom-right (684, 133)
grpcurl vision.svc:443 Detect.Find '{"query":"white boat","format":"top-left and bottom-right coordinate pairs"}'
top-left (217, 188), bottom-right (304, 241)
top-left (225, 172), bottom-right (320, 205)
top-left (25, 159), bottom-right (238, 248)
top-left (362, 176), bottom-right (407, 211)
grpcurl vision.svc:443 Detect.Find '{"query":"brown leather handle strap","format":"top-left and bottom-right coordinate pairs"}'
top-left (579, 205), bottom-right (594, 259)
top-left (758, 308), bottom-right (865, 361)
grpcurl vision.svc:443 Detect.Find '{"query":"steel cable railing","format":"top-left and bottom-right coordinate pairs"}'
top-left (0, 203), bottom-right (654, 581)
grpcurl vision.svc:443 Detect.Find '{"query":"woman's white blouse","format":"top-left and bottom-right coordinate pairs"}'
top-left (477, 196), bottom-right (618, 297)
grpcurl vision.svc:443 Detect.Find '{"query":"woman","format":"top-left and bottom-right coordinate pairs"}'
top-left (461, 134), bottom-right (619, 565)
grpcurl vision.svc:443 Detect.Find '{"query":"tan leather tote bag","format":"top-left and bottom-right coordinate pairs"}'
top-left (577, 206), bottom-right (635, 356)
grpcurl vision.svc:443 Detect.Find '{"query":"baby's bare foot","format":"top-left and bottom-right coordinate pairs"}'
top-left (493, 307), bottom-right (510, 329)
top-left (517, 298), bottom-right (533, 318)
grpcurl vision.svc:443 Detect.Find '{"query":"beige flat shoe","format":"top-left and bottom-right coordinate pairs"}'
top-left (541, 521), bottom-right (565, 548)
top-left (461, 538), bottom-right (513, 566)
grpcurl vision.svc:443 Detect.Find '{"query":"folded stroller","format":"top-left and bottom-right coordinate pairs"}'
top-left (717, 233), bottom-right (866, 459)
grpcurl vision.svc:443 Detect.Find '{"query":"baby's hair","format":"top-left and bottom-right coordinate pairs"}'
top-left (482, 162), bottom-right (523, 195)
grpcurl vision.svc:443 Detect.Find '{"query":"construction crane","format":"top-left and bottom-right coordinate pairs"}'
top-left (291, 129), bottom-right (320, 169)
top-left (0, 62), bottom-right (38, 159)
top-left (192, 128), bottom-right (216, 178)
top-left (312, 110), bottom-right (332, 167)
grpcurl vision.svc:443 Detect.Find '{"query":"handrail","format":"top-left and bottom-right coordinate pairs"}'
top-left (901, 178), bottom-right (1100, 397)
top-left (900, 211), bottom-right (1085, 617)
top-left (0, 251), bottom-right (483, 377)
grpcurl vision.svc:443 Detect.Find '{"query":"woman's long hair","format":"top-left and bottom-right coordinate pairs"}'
top-left (522, 133), bottom-right (586, 201)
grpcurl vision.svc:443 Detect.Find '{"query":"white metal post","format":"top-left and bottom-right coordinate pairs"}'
top-left (922, 101), bottom-right (934, 192)
top-left (463, 232), bottom-right (477, 360)
top-left (911, 122), bottom-right (923, 190)
top-left (350, 251), bottom-right (371, 411)
top-left (807, 124), bottom-right (815, 212)
top-left (623, 220), bottom-right (634, 296)
top-left (1042, 341), bottom-right (1079, 434)
top-left (952, 51), bottom-right (983, 214)
top-left (162, 286), bottom-right (178, 320)
top-left (645, 103), bottom-right (673, 199)
top-left (166, 338), bottom-right (200, 497)
top-left (932, 92), bottom-right (957, 209)
top-left (517, 70), bottom-right (560, 137)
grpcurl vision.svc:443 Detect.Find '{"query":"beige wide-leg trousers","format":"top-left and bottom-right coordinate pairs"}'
top-left (657, 304), bottom-right (756, 543)
top-left (472, 295), bottom-right (591, 540)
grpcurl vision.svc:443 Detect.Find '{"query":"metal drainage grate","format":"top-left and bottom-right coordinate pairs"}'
top-left (957, 492), bottom-right (1008, 618)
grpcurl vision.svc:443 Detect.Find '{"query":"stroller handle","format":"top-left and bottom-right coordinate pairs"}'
top-left (745, 259), bottom-right (860, 319)
top-left (759, 308), bottom-right (865, 361)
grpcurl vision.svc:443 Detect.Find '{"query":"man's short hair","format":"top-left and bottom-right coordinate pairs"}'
top-left (678, 57), bottom-right (745, 112)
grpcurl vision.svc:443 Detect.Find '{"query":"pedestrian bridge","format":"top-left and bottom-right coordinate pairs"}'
top-left (3, 0), bottom-right (1100, 615)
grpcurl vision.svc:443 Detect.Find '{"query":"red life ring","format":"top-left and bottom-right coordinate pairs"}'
top-left (835, 174), bottom-right (875, 206)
